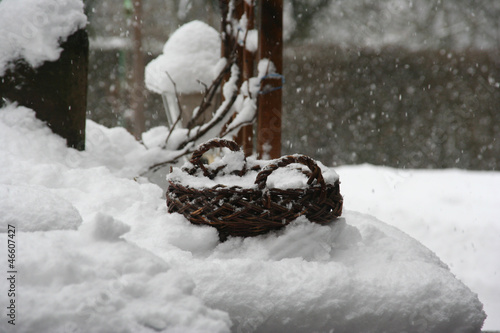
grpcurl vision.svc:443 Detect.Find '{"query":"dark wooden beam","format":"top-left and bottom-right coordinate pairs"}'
top-left (130, 0), bottom-right (145, 139)
top-left (257, 0), bottom-right (283, 159)
top-left (0, 29), bottom-right (88, 150)
top-left (237, 0), bottom-right (255, 156)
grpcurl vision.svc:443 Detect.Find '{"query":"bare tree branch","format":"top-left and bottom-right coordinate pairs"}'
top-left (163, 71), bottom-right (184, 149)
top-left (145, 0), bottom-right (257, 173)
top-left (185, 59), bottom-right (233, 130)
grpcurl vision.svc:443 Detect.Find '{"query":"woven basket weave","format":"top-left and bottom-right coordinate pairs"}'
top-left (166, 139), bottom-right (343, 240)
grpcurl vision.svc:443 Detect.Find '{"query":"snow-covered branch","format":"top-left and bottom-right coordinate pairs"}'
top-left (143, 1), bottom-right (280, 173)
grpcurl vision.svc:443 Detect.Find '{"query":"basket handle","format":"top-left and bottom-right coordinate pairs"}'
top-left (187, 138), bottom-right (246, 179)
top-left (255, 155), bottom-right (326, 189)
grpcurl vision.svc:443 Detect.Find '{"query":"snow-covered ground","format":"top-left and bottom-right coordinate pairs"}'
top-left (1, 0), bottom-right (498, 331)
top-left (0, 104), bottom-right (498, 332)
top-left (337, 164), bottom-right (500, 331)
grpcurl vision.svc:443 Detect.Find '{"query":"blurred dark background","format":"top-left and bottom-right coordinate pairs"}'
top-left (84, 0), bottom-right (500, 170)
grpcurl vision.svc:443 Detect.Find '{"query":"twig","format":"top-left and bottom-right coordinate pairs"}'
top-left (142, 144), bottom-right (193, 175)
top-left (180, 89), bottom-right (239, 150)
top-left (147, 73), bottom-right (240, 173)
top-left (162, 71), bottom-right (185, 149)
top-left (185, 60), bottom-right (232, 130)
top-left (220, 116), bottom-right (256, 138)
top-left (145, 0), bottom-right (254, 174)
top-left (167, 71), bottom-right (185, 121)
top-left (185, 28), bottom-right (241, 131)
top-left (197, 80), bottom-right (209, 92)
top-left (163, 113), bottom-right (182, 150)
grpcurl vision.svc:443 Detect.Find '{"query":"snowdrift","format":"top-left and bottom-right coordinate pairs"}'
top-left (0, 105), bottom-right (489, 332)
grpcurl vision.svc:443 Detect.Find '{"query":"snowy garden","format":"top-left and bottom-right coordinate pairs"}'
top-left (1, 0), bottom-right (500, 332)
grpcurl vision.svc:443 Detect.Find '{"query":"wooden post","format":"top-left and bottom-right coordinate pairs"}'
top-left (220, 0), bottom-right (231, 60)
top-left (257, 0), bottom-right (282, 159)
top-left (220, 0), bottom-right (249, 151)
top-left (237, 1), bottom-right (255, 156)
top-left (0, 29), bottom-right (88, 150)
top-left (131, 0), bottom-right (146, 139)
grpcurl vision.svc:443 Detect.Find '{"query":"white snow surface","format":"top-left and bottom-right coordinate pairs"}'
top-left (0, 0), bottom-right (87, 75)
top-left (337, 164), bottom-right (500, 331)
top-left (145, 20), bottom-right (221, 94)
top-left (1, 104), bottom-right (497, 332)
top-left (0, 184), bottom-right (82, 232)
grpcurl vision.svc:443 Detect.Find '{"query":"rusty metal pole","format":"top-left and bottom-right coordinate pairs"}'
top-left (257, 0), bottom-right (283, 159)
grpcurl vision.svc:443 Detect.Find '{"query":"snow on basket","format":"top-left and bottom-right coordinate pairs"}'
top-left (166, 139), bottom-right (343, 240)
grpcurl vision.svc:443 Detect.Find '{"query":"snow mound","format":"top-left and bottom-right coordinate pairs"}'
top-left (141, 125), bottom-right (169, 149)
top-left (80, 213), bottom-right (130, 242)
top-left (161, 211), bottom-right (486, 333)
top-left (337, 164), bottom-right (500, 330)
top-left (0, 104), bottom-right (489, 332)
top-left (0, 0), bottom-right (87, 75)
top-left (2, 229), bottom-right (231, 333)
top-left (145, 20), bottom-right (221, 94)
top-left (0, 184), bottom-right (82, 232)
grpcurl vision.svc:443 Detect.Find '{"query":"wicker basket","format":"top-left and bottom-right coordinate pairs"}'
top-left (166, 139), bottom-right (343, 240)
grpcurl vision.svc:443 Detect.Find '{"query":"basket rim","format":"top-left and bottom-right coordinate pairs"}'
top-left (167, 177), bottom-right (340, 191)
top-left (169, 138), bottom-right (339, 194)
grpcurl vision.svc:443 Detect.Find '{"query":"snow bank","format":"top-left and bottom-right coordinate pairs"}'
top-left (10, 215), bottom-right (230, 333)
top-left (0, 104), bottom-right (490, 332)
top-left (0, 185), bottom-right (82, 232)
top-left (0, 105), bottom-right (231, 333)
top-left (163, 212), bottom-right (485, 333)
top-left (145, 20), bottom-right (221, 94)
top-left (0, 0), bottom-right (87, 75)
top-left (337, 164), bottom-right (500, 331)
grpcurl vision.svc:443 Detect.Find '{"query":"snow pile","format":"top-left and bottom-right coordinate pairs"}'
top-left (0, 185), bottom-right (82, 232)
top-left (337, 164), bottom-right (500, 331)
top-left (145, 20), bottom-right (221, 94)
top-left (12, 214), bottom-right (230, 333)
top-left (170, 213), bottom-right (485, 332)
top-left (0, 105), bottom-right (232, 333)
top-left (0, 104), bottom-right (490, 332)
top-left (0, 0), bottom-right (87, 75)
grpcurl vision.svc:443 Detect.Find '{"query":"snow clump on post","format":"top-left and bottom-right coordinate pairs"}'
top-left (145, 20), bottom-right (221, 95)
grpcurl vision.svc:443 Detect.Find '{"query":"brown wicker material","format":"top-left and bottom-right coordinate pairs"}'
top-left (166, 139), bottom-right (343, 240)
